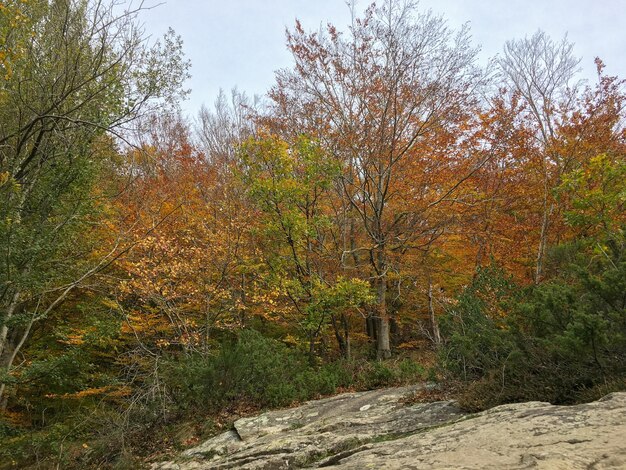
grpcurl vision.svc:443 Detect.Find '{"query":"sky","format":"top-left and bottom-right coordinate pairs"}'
top-left (135, 0), bottom-right (626, 117)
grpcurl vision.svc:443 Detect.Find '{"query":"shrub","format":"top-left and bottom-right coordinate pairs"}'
top-left (438, 265), bottom-right (518, 382)
top-left (162, 330), bottom-right (430, 415)
top-left (439, 235), bottom-right (626, 410)
top-left (162, 330), bottom-right (308, 411)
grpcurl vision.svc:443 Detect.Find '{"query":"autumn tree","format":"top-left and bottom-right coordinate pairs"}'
top-left (113, 113), bottom-right (256, 358)
top-left (447, 92), bottom-right (541, 280)
top-left (269, 0), bottom-right (482, 358)
top-left (0, 0), bottom-right (189, 407)
top-left (0, 0), bottom-right (33, 81)
top-left (492, 33), bottom-right (626, 283)
top-left (240, 135), bottom-right (372, 358)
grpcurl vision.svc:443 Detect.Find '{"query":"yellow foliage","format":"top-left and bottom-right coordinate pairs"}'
top-left (45, 385), bottom-right (132, 400)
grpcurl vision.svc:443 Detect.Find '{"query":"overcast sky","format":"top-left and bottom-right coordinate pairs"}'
top-left (136, 0), bottom-right (626, 117)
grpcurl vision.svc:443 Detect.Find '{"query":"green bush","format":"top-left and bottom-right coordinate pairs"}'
top-left (162, 330), bottom-right (429, 415)
top-left (438, 265), bottom-right (517, 382)
top-left (397, 358), bottom-right (427, 381)
top-left (439, 235), bottom-right (626, 410)
top-left (2, 330), bottom-right (430, 469)
top-left (293, 367), bottom-right (343, 398)
top-left (163, 330), bottom-right (308, 410)
top-left (360, 361), bottom-right (395, 388)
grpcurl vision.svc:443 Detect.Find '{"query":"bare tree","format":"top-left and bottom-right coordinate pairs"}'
top-left (497, 30), bottom-right (581, 282)
top-left (196, 88), bottom-right (260, 164)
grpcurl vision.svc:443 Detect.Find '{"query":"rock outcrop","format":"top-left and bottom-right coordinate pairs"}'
top-left (153, 386), bottom-right (626, 469)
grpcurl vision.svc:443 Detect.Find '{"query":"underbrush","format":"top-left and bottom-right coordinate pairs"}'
top-left (162, 330), bottom-right (428, 412)
top-left (438, 236), bottom-right (626, 411)
top-left (1, 330), bottom-right (429, 469)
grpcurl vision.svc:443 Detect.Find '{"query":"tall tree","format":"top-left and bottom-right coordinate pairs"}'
top-left (197, 88), bottom-right (259, 165)
top-left (269, 0), bottom-right (481, 358)
top-left (115, 114), bottom-right (254, 356)
top-left (497, 30), bottom-right (581, 282)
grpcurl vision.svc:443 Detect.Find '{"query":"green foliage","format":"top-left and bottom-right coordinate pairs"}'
top-left (164, 330), bottom-right (341, 410)
top-left (360, 361), bottom-right (396, 388)
top-left (438, 265), bottom-right (518, 381)
top-left (240, 135), bottom-right (339, 288)
top-left (164, 330), bottom-right (308, 409)
top-left (0, 297), bottom-right (129, 469)
top-left (240, 134), bottom-right (339, 250)
top-left (166, 331), bottom-right (305, 410)
top-left (304, 278), bottom-right (374, 333)
top-left (242, 135), bottom-right (339, 207)
top-left (0, 0), bottom-right (191, 299)
top-left (440, 153), bottom-right (626, 410)
top-left (439, 235), bottom-right (626, 410)
top-left (239, 134), bottom-right (372, 346)
top-left (0, 0), bottom-right (41, 82)
top-left (162, 330), bottom-right (427, 413)
top-left (558, 153), bottom-right (626, 236)
top-left (0, 0), bottom-right (190, 420)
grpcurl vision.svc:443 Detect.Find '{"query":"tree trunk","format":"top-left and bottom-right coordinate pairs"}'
top-left (0, 313), bottom-right (35, 410)
top-left (0, 290), bottom-right (22, 408)
top-left (331, 313), bottom-right (347, 359)
top-left (427, 276), bottom-right (442, 346)
top-left (365, 310), bottom-right (376, 340)
top-left (342, 313), bottom-right (351, 361)
top-left (0, 291), bottom-right (20, 360)
top-left (389, 317), bottom-right (399, 347)
top-left (535, 200), bottom-right (553, 284)
top-left (308, 333), bottom-right (316, 364)
top-left (376, 271), bottom-right (391, 359)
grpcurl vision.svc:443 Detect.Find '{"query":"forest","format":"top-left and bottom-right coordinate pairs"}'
top-left (0, 0), bottom-right (624, 468)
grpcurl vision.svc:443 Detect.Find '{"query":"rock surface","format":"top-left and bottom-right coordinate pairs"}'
top-left (153, 386), bottom-right (626, 469)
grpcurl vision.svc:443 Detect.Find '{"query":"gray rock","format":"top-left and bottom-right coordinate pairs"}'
top-left (153, 388), bottom-right (626, 470)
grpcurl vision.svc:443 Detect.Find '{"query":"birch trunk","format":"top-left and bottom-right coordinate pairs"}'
top-left (376, 250), bottom-right (391, 359)
top-left (427, 276), bottom-right (442, 345)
